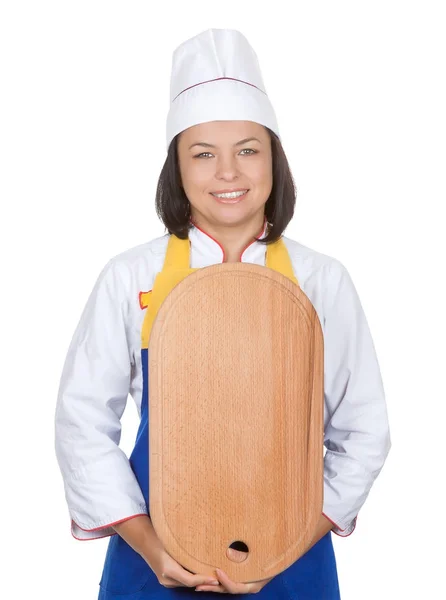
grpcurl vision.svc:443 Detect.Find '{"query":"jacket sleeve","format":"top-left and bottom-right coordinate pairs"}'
top-left (321, 259), bottom-right (391, 537)
top-left (54, 258), bottom-right (148, 540)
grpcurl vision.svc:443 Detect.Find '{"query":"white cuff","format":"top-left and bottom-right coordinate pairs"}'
top-left (323, 512), bottom-right (357, 537)
top-left (70, 504), bottom-right (148, 541)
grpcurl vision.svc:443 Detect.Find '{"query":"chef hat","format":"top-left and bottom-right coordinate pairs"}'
top-left (166, 28), bottom-right (281, 151)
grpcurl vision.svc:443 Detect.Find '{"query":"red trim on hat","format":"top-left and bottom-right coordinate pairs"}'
top-left (174, 77), bottom-right (265, 101)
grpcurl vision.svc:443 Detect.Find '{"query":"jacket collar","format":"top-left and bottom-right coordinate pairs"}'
top-left (188, 217), bottom-right (269, 268)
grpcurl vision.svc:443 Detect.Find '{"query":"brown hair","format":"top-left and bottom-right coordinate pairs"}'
top-left (155, 126), bottom-right (296, 244)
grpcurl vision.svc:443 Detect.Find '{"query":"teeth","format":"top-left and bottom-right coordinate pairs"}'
top-left (212, 190), bottom-right (247, 199)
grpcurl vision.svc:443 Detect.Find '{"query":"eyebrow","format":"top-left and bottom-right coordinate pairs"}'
top-left (188, 137), bottom-right (262, 150)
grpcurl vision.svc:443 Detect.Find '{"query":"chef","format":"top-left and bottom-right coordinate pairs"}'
top-left (55, 27), bottom-right (392, 599)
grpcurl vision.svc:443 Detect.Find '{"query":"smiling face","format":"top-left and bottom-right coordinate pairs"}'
top-left (177, 120), bottom-right (273, 231)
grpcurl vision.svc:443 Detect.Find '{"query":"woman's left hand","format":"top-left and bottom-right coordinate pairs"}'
top-left (195, 549), bottom-right (274, 594)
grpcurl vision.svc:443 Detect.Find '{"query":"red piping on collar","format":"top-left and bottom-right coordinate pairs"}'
top-left (189, 217), bottom-right (268, 262)
top-left (239, 217), bottom-right (268, 261)
top-left (190, 219), bottom-right (226, 262)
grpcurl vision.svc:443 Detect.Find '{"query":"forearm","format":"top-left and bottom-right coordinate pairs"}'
top-left (113, 513), bottom-right (333, 566)
top-left (112, 515), bottom-right (163, 563)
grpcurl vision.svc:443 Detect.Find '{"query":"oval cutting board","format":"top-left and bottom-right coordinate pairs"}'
top-left (148, 263), bottom-right (324, 583)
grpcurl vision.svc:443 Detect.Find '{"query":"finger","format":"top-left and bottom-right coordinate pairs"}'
top-left (227, 548), bottom-right (249, 563)
top-left (195, 584), bottom-right (225, 593)
top-left (162, 581), bottom-right (185, 588)
top-left (159, 575), bottom-right (188, 588)
top-left (161, 569), bottom-right (219, 588)
top-left (215, 568), bottom-right (254, 594)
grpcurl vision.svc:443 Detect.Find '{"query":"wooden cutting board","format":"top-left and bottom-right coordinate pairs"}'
top-left (148, 263), bottom-right (324, 583)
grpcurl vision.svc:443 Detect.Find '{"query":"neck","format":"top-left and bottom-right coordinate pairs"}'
top-left (190, 214), bottom-right (267, 263)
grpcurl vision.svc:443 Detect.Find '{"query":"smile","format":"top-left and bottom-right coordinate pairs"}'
top-left (210, 190), bottom-right (249, 203)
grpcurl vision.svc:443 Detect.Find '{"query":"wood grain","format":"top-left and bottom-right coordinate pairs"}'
top-left (148, 263), bottom-right (324, 583)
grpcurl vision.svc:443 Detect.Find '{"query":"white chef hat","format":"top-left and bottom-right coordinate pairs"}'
top-left (166, 28), bottom-right (281, 152)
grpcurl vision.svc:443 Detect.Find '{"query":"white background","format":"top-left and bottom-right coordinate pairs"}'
top-left (1, 1), bottom-right (445, 598)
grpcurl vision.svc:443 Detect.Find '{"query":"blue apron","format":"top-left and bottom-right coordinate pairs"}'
top-left (98, 234), bottom-right (341, 599)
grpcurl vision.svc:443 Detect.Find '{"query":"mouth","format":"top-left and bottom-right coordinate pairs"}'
top-left (210, 190), bottom-right (249, 203)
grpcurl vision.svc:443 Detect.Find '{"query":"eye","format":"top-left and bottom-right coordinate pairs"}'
top-left (193, 149), bottom-right (258, 158)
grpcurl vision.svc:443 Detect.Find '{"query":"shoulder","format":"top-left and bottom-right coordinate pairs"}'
top-left (89, 234), bottom-right (170, 315)
top-left (281, 235), bottom-right (354, 322)
top-left (104, 234), bottom-right (169, 283)
top-left (110, 233), bottom-right (169, 266)
top-left (281, 235), bottom-right (347, 284)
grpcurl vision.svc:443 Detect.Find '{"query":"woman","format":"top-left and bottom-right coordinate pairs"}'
top-left (55, 28), bottom-right (391, 598)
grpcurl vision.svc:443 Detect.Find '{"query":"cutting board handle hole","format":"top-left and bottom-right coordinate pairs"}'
top-left (227, 541), bottom-right (249, 563)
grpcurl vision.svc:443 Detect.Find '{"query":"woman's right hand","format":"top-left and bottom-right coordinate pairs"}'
top-left (148, 545), bottom-right (220, 589)
top-left (112, 515), bottom-right (220, 590)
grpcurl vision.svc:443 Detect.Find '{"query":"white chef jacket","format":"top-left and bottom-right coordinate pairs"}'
top-left (55, 222), bottom-right (391, 541)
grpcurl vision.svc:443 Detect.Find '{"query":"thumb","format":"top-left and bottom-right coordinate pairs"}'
top-left (227, 547), bottom-right (248, 563)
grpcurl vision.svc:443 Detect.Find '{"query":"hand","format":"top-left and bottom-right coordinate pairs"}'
top-left (195, 548), bottom-right (275, 594)
top-left (150, 547), bottom-right (221, 590)
top-left (112, 516), bottom-right (220, 590)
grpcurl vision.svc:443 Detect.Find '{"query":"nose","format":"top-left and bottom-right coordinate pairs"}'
top-left (214, 153), bottom-right (241, 181)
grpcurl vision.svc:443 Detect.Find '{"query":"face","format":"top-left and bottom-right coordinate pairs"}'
top-left (177, 120), bottom-right (273, 230)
